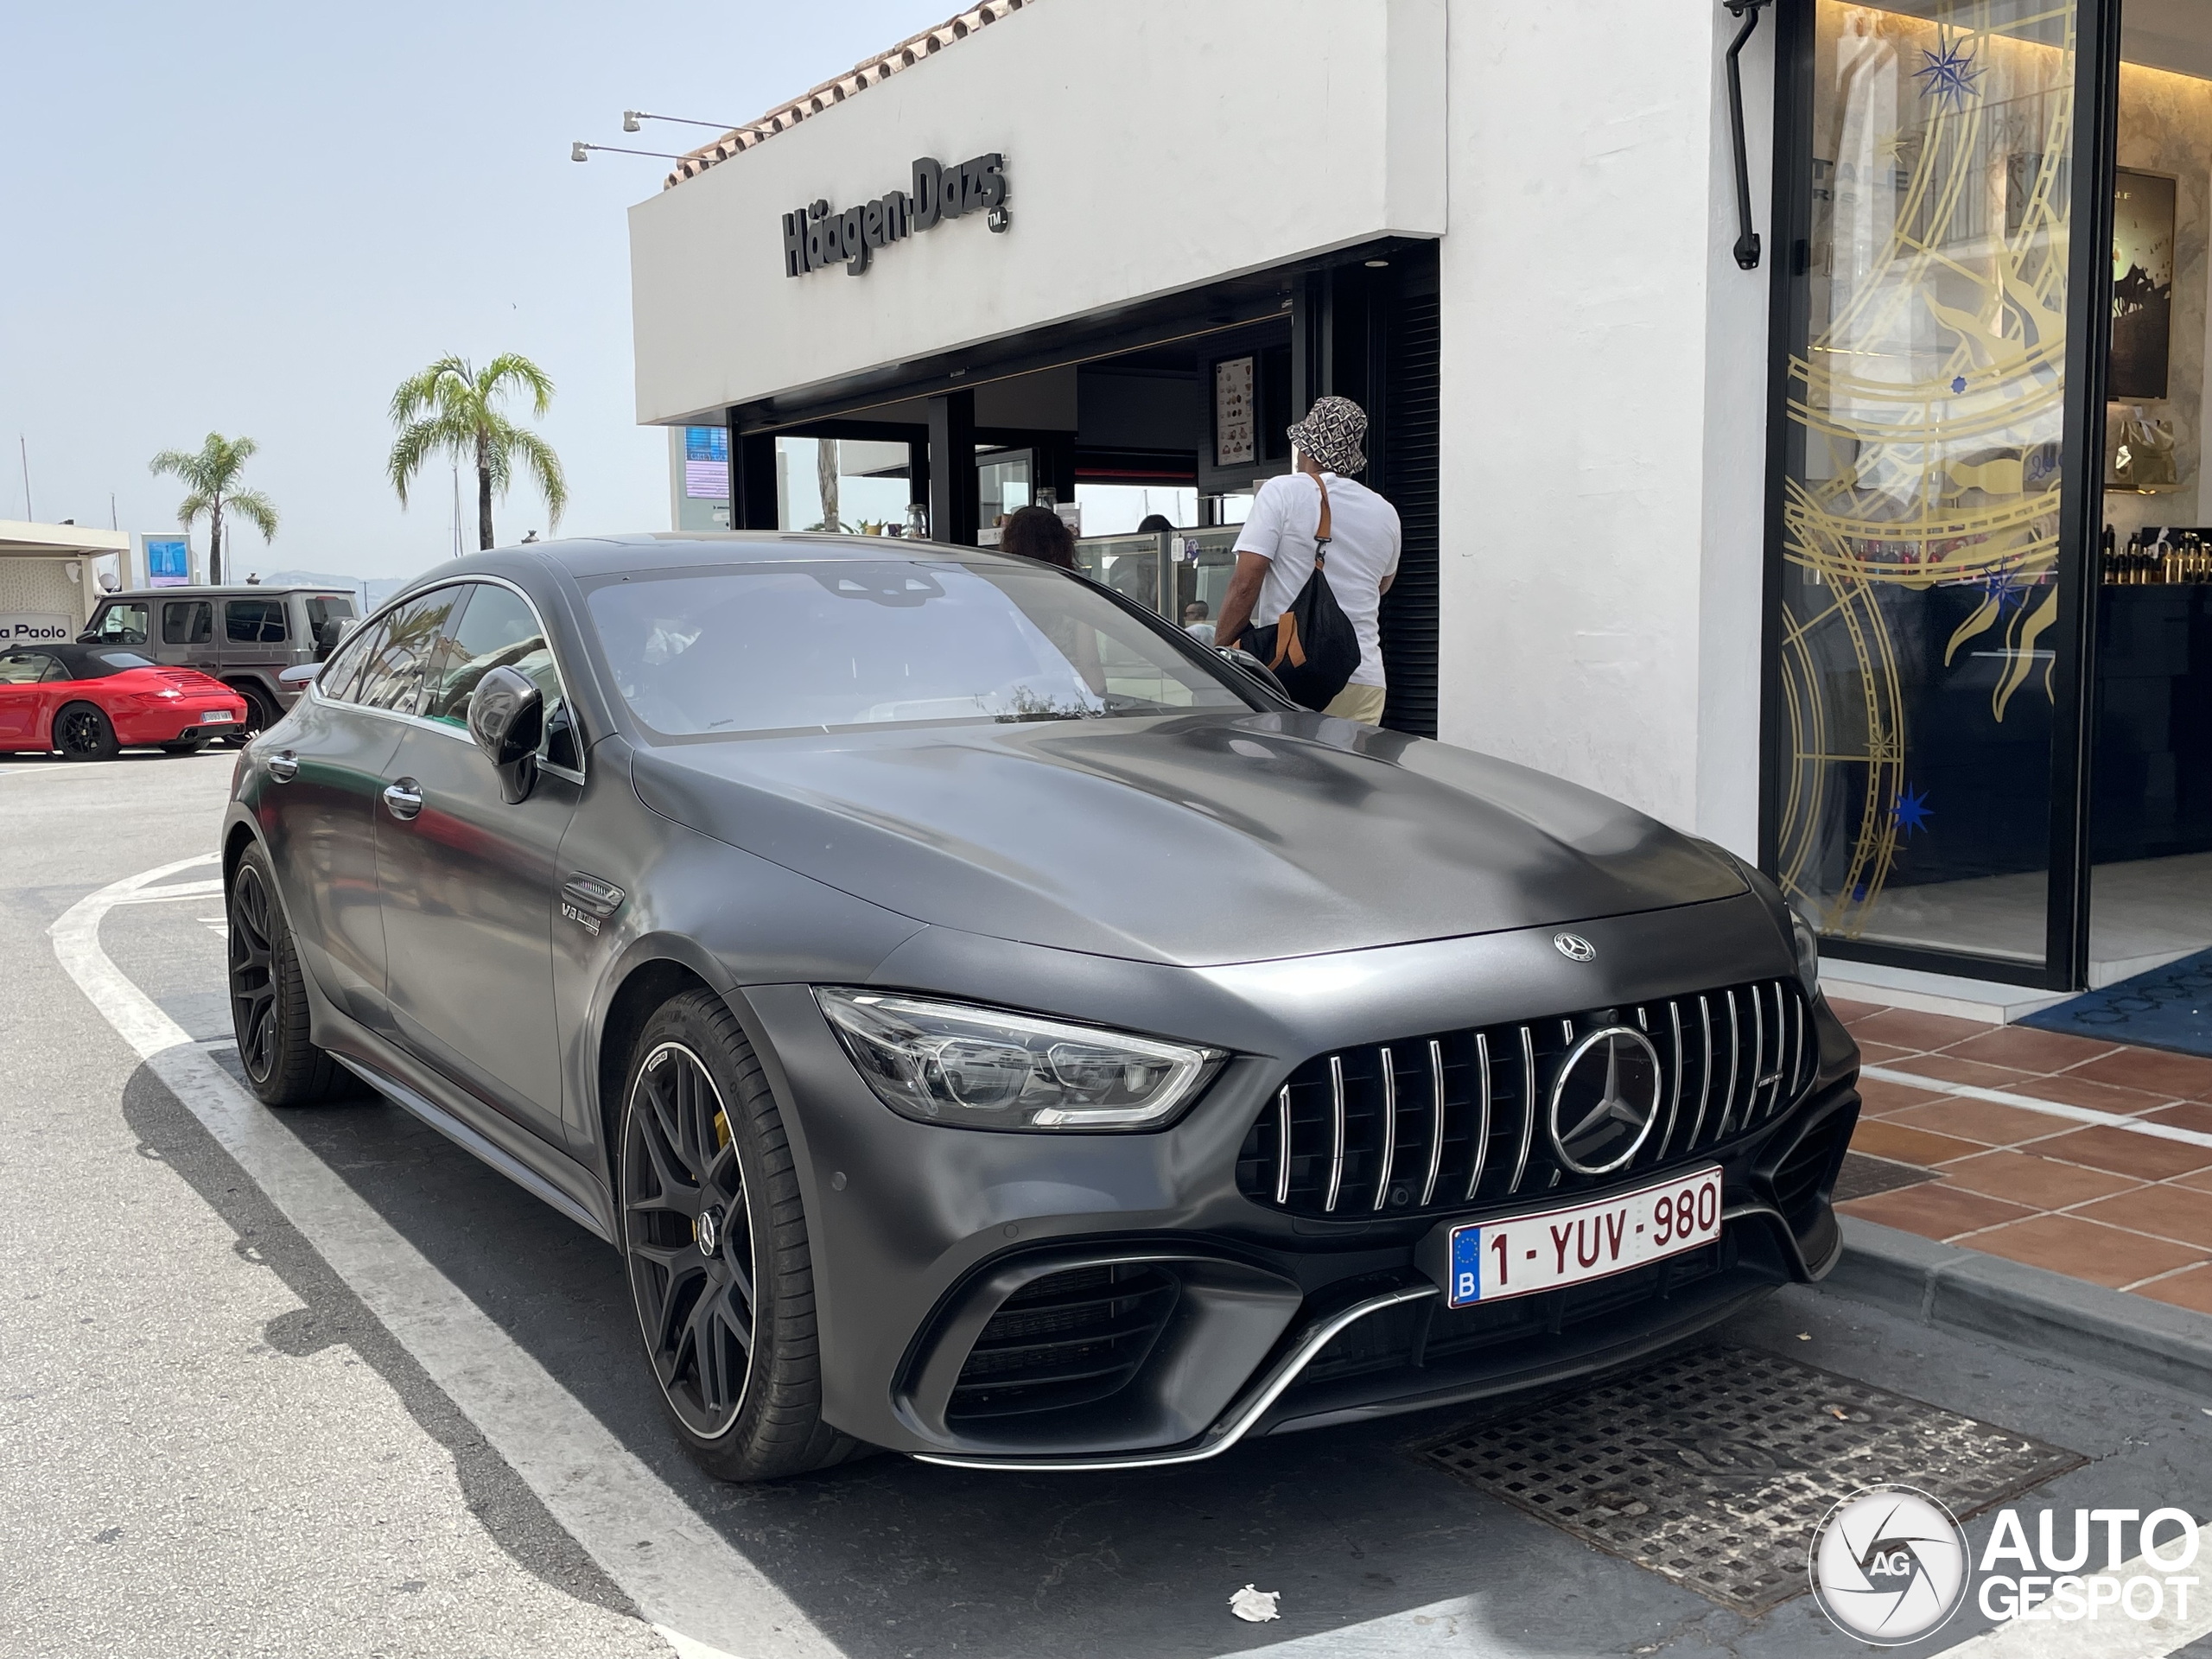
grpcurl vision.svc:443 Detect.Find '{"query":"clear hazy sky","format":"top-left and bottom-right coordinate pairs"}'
top-left (3, 1), bottom-right (955, 580)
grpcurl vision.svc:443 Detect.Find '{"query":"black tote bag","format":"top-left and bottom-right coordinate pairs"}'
top-left (1235, 473), bottom-right (1362, 711)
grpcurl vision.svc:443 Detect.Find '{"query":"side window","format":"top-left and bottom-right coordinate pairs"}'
top-left (315, 616), bottom-right (387, 704)
top-left (422, 583), bottom-right (581, 771)
top-left (0, 651), bottom-right (54, 685)
top-left (162, 601), bottom-right (213, 645)
top-left (353, 588), bottom-right (465, 715)
top-left (225, 598), bottom-right (289, 644)
top-left (93, 602), bottom-right (150, 644)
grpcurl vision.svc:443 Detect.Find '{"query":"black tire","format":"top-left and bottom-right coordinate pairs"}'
top-left (227, 844), bottom-right (346, 1106)
top-left (162, 736), bottom-right (210, 756)
top-left (617, 989), bottom-right (858, 1481)
top-left (53, 702), bottom-right (118, 761)
top-left (222, 683), bottom-right (275, 747)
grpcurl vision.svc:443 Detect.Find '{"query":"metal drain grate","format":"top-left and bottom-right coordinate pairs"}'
top-left (1416, 1344), bottom-right (2082, 1614)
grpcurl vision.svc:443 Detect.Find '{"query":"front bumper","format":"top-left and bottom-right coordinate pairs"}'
top-left (731, 895), bottom-right (1860, 1465)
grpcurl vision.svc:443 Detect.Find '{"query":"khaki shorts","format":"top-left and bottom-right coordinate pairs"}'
top-left (1321, 683), bottom-right (1388, 725)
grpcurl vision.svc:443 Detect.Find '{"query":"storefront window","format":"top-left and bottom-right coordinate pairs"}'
top-left (977, 448), bottom-right (1033, 533)
top-left (1071, 485), bottom-right (1198, 535)
top-left (1775, 0), bottom-right (2082, 970)
top-left (776, 436), bottom-right (912, 534)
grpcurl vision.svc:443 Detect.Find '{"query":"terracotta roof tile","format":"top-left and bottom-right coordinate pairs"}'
top-left (663, 0), bottom-right (1031, 190)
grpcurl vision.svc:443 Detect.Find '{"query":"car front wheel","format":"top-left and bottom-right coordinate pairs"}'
top-left (618, 989), bottom-right (857, 1481)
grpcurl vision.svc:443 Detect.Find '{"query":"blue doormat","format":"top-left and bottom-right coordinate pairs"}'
top-left (2018, 948), bottom-right (2212, 1058)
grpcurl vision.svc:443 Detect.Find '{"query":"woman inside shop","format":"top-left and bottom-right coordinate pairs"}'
top-left (997, 504), bottom-right (1077, 569)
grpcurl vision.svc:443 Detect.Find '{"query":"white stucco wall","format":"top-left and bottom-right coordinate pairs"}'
top-left (629, 0), bottom-right (1446, 427)
top-left (1436, 3), bottom-right (1772, 858)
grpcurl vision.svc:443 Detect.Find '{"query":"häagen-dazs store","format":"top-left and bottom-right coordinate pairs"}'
top-left (628, 0), bottom-right (2212, 1006)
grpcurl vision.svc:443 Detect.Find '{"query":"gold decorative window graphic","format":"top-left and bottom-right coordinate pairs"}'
top-left (1777, 0), bottom-right (2079, 965)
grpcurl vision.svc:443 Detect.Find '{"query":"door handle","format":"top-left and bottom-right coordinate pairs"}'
top-left (266, 751), bottom-right (299, 783)
top-left (383, 779), bottom-right (423, 821)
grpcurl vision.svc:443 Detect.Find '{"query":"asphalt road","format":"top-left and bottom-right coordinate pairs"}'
top-left (3, 747), bottom-right (2210, 1659)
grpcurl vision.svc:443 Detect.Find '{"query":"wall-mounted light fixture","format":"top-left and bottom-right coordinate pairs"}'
top-left (1721, 0), bottom-right (1775, 270)
top-left (623, 111), bottom-right (739, 134)
top-left (572, 141), bottom-right (690, 163)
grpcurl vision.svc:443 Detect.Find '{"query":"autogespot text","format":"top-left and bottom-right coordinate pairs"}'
top-left (1976, 1507), bottom-right (2201, 1624)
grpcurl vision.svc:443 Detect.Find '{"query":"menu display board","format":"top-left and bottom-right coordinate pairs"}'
top-left (1213, 355), bottom-right (1255, 469)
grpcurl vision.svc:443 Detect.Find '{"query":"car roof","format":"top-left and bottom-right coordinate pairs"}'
top-left (3, 643), bottom-right (156, 676)
top-left (495, 532), bottom-right (1031, 582)
top-left (99, 585), bottom-right (352, 600)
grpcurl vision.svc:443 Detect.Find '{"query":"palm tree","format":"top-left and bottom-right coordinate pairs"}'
top-left (387, 354), bottom-right (569, 551)
top-left (148, 434), bottom-right (278, 585)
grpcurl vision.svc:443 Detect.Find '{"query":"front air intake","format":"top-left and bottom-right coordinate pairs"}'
top-left (946, 1264), bottom-right (1179, 1424)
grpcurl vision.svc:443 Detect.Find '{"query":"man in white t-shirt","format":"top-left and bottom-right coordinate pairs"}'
top-left (1211, 395), bottom-right (1402, 724)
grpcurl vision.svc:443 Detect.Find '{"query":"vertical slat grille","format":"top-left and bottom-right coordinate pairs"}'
top-left (1236, 977), bottom-right (1821, 1219)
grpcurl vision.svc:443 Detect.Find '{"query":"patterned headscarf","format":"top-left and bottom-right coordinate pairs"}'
top-left (1286, 395), bottom-right (1368, 474)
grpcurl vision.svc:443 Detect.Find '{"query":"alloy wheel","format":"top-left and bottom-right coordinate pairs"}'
top-left (622, 1041), bottom-right (757, 1438)
top-left (230, 690), bottom-right (272, 747)
top-left (56, 709), bottom-right (106, 756)
top-left (227, 863), bottom-right (279, 1083)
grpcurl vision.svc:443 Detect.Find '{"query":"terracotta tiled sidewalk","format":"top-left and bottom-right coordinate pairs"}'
top-left (1831, 998), bottom-right (2212, 1314)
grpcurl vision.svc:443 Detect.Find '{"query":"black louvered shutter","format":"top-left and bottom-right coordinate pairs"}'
top-left (1378, 254), bottom-right (1440, 738)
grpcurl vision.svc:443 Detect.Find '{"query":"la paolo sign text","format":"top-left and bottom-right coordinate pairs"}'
top-left (1, 613), bottom-right (73, 644)
top-left (781, 154), bottom-right (1007, 278)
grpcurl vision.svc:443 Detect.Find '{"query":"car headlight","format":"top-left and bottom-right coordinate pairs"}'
top-left (815, 988), bottom-right (1224, 1130)
top-left (1790, 907), bottom-right (1821, 992)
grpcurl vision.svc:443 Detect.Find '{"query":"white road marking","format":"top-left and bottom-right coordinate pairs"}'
top-left (106, 878), bottom-right (226, 906)
top-left (1861, 1064), bottom-right (2212, 1151)
top-left (1925, 1523), bottom-right (2212, 1658)
top-left (52, 854), bottom-right (833, 1659)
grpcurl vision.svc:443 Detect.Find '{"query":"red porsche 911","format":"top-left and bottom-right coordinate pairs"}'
top-left (0, 643), bottom-right (250, 760)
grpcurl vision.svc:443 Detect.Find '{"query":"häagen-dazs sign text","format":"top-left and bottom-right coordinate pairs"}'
top-left (782, 154), bottom-right (1007, 278)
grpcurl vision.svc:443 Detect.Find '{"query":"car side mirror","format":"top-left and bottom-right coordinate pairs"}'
top-left (1215, 645), bottom-right (1290, 700)
top-left (278, 663), bottom-right (321, 691)
top-left (467, 664), bottom-right (543, 804)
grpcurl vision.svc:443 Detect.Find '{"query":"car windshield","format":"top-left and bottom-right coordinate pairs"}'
top-left (583, 560), bottom-right (1255, 738)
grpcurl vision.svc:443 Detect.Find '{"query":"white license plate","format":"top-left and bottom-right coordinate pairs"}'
top-left (201, 710), bottom-right (235, 722)
top-left (1439, 1166), bottom-right (1723, 1307)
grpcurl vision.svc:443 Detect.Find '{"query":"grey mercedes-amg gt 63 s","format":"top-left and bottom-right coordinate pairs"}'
top-left (223, 533), bottom-right (1859, 1481)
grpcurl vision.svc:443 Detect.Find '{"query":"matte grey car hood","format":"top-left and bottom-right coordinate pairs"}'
top-left (629, 714), bottom-right (1745, 968)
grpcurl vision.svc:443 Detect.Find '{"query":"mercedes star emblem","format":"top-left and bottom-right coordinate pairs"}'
top-left (1554, 932), bottom-right (1597, 963)
top-left (697, 1205), bottom-right (722, 1257)
top-left (1548, 1027), bottom-right (1662, 1175)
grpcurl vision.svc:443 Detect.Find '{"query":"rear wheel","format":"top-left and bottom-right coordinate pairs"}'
top-left (228, 845), bottom-right (346, 1106)
top-left (618, 990), bottom-right (857, 1481)
top-left (224, 683), bottom-right (275, 747)
top-left (53, 703), bottom-right (118, 761)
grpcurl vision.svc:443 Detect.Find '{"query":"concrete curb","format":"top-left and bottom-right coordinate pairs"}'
top-left (1823, 1217), bottom-right (2212, 1399)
